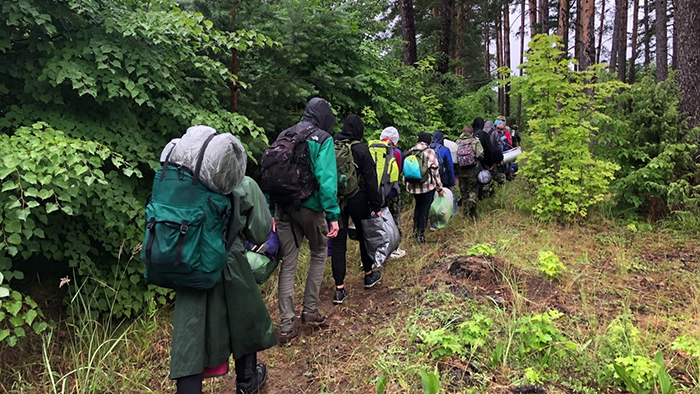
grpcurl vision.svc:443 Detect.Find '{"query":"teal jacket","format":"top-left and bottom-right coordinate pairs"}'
top-left (293, 98), bottom-right (340, 222)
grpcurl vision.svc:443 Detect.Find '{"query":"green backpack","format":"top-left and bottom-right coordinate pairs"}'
top-left (335, 139), bottom-right (360, 206)
top-left (141, 136), bottom-right (232, 291)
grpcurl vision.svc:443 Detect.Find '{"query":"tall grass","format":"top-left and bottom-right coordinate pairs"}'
top-left (40, 246), bottom-right (156, 394)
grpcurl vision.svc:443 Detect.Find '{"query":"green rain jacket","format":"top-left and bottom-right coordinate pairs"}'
top-left (294, 98), bottom-right (341, 222)
top-left (169, 176), bottom-right (276, 379)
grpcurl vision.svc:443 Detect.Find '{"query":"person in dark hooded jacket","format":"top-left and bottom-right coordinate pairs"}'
top-left (472, 117), bottom-right (494, 200)
top-left (429, 130), bottom-right (456, 188)
top-left (275, 97), bottom-right (341, 345)
top-left (331, 115), bottom-right (383, 304)
top-left (472, 117), bottom-right (494, 169)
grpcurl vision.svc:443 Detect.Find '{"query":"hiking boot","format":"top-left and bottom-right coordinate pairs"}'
top-left (364, 270), bottom-right (382, 288)
top-left (278, 328), bottom-right (298, 345)
top-left (236, 363), bottom-right (267, 394)
top-left (301, 310), bottom-right (326, 326)
top-left (469, 207), bottom-right (477, 219)
top-left (416, 233), bottom-right (426, 244)
top-left (333, 288), bottom-right (348, 304)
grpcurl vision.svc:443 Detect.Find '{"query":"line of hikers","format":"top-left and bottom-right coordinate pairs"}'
top-left (142, 97), bottom-right (521, 394)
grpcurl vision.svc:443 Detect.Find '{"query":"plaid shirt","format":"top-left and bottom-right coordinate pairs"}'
top-left (404, 142), bottom-right (443, 194)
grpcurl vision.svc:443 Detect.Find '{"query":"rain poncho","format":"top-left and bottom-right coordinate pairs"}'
top-left (164, 126), bottom-right (247, 195)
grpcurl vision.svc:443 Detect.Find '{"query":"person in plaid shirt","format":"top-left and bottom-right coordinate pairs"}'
top-left (405, 132), bottom-right (444, 244)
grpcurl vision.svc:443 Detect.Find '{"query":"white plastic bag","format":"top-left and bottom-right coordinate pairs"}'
top-left (361, 207), bottom-right (400, 268)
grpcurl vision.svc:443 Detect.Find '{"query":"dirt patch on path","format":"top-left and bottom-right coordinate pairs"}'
top-left (425, 254), bottom-right (562, 312)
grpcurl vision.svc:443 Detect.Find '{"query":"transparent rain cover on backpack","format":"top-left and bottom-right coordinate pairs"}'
top-left (164, 125), bottom-right (247, 195)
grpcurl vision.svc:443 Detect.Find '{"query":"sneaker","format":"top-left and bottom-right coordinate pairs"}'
top-left (364, 270), bottom-right (382, 288)
top-left (389, 249), bottom-right (406, 259)
top-left (333, 288), bottom-right (348, 304)
top-left (237, 364), bottom-right (267, 394)
top-left (301, 310), bottom-right (326, 326)
top-left (416, 234), bottom-right (426, 244)
top-left (278, 329), bottom-right (298, 345)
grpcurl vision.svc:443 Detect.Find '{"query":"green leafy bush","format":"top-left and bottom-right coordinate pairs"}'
top-left (598, 73), bottom-right (700, 218)
top-left (419, 314), bottom-right (493, 360)
top-left (537, 251), bottom-right (566, 279)
top-left (0, 0), bottom-right (272, 343)
top-left (516, 310), bottom-right (573, 354)
top-left (466, 243), bottom-right (497, 257)
top-left (509, 35), bottom-right (624, 221)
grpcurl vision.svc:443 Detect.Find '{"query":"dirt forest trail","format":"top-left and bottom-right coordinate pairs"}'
top-left (209, 177), bottom-right (700, 394)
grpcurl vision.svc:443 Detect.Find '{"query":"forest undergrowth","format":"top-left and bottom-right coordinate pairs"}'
top-left (1, 176), bottom-right (699, 394)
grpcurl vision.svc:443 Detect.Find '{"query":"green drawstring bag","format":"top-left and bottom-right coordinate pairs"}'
top-left (246, 251), bottom-right (278, 285)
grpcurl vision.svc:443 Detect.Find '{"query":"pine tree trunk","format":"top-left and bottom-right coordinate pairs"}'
top-left (558, 0), bottom-right (570, 55)
top-left (504, 2), bottom-right (512, 116)
top-left (629, 0), bottom-right (640, 83)
top-left (454, 6), bottom-right (464, 75)
top-left (540, 0), bottom-right (549, 33)
top-left (617, 0), bottom-right (629, 81)
top-left (401, 0), bottom-right (419, 66)
top-left (610, 0), bottom-right (620, 72)
top-left (519, 0), bottom-right (526, 125)
top-left (671, 0), bottom-right (678, 70)
top-left (529, 0), bottom-right (539, 35)
top-left (496, 12), bottom-right (504, 114)
top-left (581, 0), bottom-right (596, 68)
top-left (676, 0), bottom-right (700, 129)
top-left (438, 0), bottom-right (455, 73)
top-left (597, 0), bottom-right (607, 63)
top-left (644, 0), bottom-right (650, 66)
top-left (575, 0), bottom-right (583, 67)
top-left (656, 0), bottom-right (668, 81)
top-left (484, 22), bottom-right (491, 76)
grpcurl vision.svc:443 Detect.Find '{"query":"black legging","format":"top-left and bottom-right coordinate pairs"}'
top-left (412, 190), bottom-right (435, 234)
top-left (331, 192), bottom-right (373, 286)
top-left (176, 353), bottom-right (257, 394)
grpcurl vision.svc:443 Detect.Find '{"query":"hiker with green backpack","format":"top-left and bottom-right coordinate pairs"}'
top-left (404, 132), bottom-right (444, 244)
top-left (331, 115), bottom-right (383, 304)
top-left (145, 126), bottom-right (275, 394)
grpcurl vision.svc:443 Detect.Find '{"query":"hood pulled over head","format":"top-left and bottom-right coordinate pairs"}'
top-left (483, 120), bottom-right (495, 133)
top-left (472, 117), bottom-right (485, 131)
top-left (418, 132), bottom-right (432, 144)
top-left (432, 130), bottom-right (445, 145)
top-left (380, 126), bottom-right (400, 145)
top-left (301, 97), bottom-right (336, 132)
top-left (335, 114), bottom-right (365, 141)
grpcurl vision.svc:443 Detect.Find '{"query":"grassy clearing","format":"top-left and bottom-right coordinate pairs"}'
top-left (1, 176), bottom-right (699, 393)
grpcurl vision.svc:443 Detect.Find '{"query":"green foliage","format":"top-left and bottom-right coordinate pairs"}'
top-left (42, 277), bottom-right (138, 394)
top-left (509, 35), bottom-right (624, 221)
top-left (420, 367), bottom-right (441, 394)
top-left (419, 314), bottom-right (493, 360)
top-left (611, 351), bottom-right (676, 394)
top-left (466, 243), bottom-right (497, 257)
top-left (598, 73), bottom-right (700, 218)
top-left (516, 310), bottom-right (572, 354)
top-left (537, 251), bottom-right (566, 279)
top-left (672, 335), bottom-right (700, 360)
top-left (599, 314), bottom-right (642, 362)
top-left (0, 0), bottom-right (272, 342)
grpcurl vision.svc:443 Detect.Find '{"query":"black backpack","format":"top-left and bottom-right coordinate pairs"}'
top-left (260, 124), bottom-right (318, 206)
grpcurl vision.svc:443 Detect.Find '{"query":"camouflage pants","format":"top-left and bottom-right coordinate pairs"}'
top-left (458, 168), bottom-right (480, 215)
